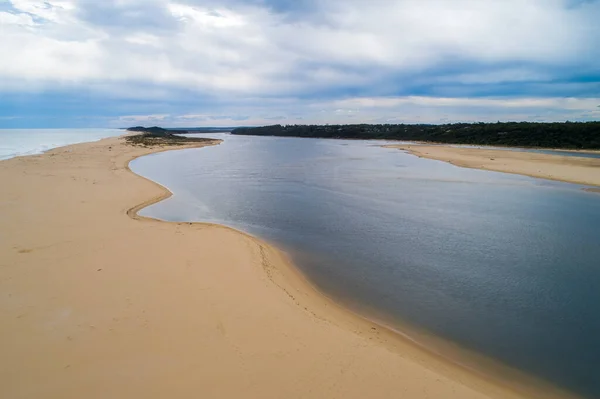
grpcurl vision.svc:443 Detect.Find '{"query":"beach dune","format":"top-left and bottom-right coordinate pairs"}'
top-left (0, 137), bottom-right (563, 398)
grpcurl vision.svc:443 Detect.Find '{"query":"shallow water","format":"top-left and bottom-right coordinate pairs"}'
top-left (0, 128), bottom-right (121, 160)
top-left (453, 144), bottom-right (600, 159)
top-left (523, 148), bottom-right (600, 159)
top-left (131, 134), bottom-right (600, 398)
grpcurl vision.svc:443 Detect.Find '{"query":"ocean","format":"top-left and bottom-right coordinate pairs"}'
top-left (0, 128), bottom-right (121, 160)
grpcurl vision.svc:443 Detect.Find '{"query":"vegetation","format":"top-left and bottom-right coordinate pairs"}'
top-left (126, 126), bottom-right (234, 134)
top-left (126, 126), bottom-right (189, 135)
top-left (231, 122), bottom-right (600, 149)
top-left (125, 126), bottom-right (219, 147)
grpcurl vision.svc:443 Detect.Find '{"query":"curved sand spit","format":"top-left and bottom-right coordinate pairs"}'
top-left (385, 144), bottom-right (600, 189)
top-left (0, 136), bottom-right (574, 398)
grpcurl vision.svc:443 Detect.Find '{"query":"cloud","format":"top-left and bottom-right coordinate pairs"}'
top-left (0, 0), bottom-right (599, 127)
top-left (332, 96), bottom-right (600, 111)
top-left (118, 113), bottom-right (170, 123)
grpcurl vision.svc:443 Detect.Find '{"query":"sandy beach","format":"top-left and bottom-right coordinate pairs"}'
top-left (385, 145), bottom-right (600, 189)
top-left (0, 136), bottom-right (570, 399)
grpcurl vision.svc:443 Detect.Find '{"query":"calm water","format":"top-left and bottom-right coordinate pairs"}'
top-left (0, 128), bottom-right (121, 160)
top-left (131, 134), bottom-right (600, 398)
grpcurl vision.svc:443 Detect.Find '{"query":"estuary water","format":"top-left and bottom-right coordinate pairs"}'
top-left (131, 134), bottom-right (600, 398)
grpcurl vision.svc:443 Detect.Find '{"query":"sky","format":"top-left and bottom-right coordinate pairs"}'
top-left (0, 0), bottom-right (599, 128)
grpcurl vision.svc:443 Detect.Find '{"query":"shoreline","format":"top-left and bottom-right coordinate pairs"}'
top-left (126, 148), bottom-right (569, 399)
top-left (385, 140), bottom-right (600, 154)
top-left (0, 128), bottom-right (124, 162)
top-left (124, 139), bottom-right (581, 399)
top-left (385, 144), bottom-right (600, 189)
top-left (0, 135), bottom-right (574, 398)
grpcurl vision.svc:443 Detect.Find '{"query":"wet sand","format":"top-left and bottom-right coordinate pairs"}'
top-left (385, 145), bottom-right (600, 189)
top-left (0, 136), bottom-right (569, 399)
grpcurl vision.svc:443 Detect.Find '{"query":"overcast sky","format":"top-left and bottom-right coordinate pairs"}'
top-left (1, 0), bottom-right (599, 127)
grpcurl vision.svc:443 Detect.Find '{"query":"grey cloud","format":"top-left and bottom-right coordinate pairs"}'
top-left (1, 0), bottom-right (599, 125)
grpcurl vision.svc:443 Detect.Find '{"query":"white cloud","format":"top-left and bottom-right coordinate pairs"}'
top-left (118, 114), bottom-right (170, 122)
top-left (168, 3), bottom-right (245, 27)
top-left (332, 96), bottom-right (600, 111)
top-left (0, 0), bottom-right (599, 125)
top-left (9, 0), bottom-right (77, 24)
top-left (0, 10), bottom-right (35, 26)
top-left (1, 0), bottom-right (598, 89)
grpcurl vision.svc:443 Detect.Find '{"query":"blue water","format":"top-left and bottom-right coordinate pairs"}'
top-left (0, 128), bottom-right (121, 160)
top-left (131, 134), bottom-right (600, 398)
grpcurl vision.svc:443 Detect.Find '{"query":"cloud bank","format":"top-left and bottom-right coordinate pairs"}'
top-left (0, 0), bottom-right (599, 127)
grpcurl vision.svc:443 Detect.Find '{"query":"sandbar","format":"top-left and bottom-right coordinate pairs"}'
top-left (385, 144), bottom-right (600, 189)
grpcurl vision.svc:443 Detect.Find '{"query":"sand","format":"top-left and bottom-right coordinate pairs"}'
top-left (0, 136), bottom-right (569, 399)
top-left (385, 145), bottom-right (600, 189)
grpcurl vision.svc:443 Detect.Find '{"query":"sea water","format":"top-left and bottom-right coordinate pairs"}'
top-left (0, 128), bottom-right (121, 160)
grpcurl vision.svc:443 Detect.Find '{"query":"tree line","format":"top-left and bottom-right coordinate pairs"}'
top-left (231, 122), bottom-right (600, 149)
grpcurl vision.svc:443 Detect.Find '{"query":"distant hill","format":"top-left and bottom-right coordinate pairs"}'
top-left (177, 127), bottom-right (235, 133)
top-left (126, 126), bottom-right (234, 134)
top-left (126, 126), bottom-right (187, 136)
top-left (124, 126), bottom-right (220, 146)
top-left (231, 122), bottom-right (600, 149)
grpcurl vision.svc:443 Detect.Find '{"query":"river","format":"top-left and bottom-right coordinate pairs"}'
top-left (131, 134), bottom-right (600, 398)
